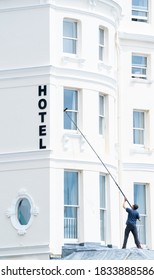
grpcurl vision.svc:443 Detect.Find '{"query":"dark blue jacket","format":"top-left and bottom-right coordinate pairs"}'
top-left (126, 208), bottom-right (140, 225)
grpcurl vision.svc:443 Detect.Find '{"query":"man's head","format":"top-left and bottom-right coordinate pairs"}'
top-left (132, 204), bottom-right (139, 210)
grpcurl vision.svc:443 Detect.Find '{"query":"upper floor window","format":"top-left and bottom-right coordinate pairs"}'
top-left (132, 0), bottom-right (149, 22)
top-left (63, 19), bottom-right (78, 54)
top-left (132, 54), bottom-right (147, 79)
top-left (133, 110), bottom-right (145, 145)
top-left (99, 28), bottom-right (105, 61)
top-left (64, 88), bottom-right (78, 130)
top-left (99, 94), bottom-right (105, 135)
top-left (64, 171), bottom-right (79, 239)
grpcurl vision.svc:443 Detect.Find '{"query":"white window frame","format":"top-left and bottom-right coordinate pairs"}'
top-left (132, 54), bottom-right (148, 80)
top-left (64, 170), bottom-right (79, 241)
top-left (64, 88), bottom-right (78, 130)
top-left (99, 94), bottom-right (105, 135)
top-left (132, 0), bottom-right (149, 22)
top-left (99, 174), bottom-right (106, 242)
top-left (133, 110), bottom-right (145, 146)
top-left (134, 183), bottom-right (147, 245)
top-left (99, 27), bottom-right (105, 61)
top-left (63, 19), bottom-right (78, 55)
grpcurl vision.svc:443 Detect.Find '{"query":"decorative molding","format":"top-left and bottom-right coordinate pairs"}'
top-left (62, 56), bottom-right (86, 67)
top-left (119, 32), bottom-right (154, 44)
top-left (0, 65), bottom-right (51, 83)
top-left (98, 62), bottom-right (112, 72)
top-left (0, 150), bottom-right (52, 163)
top-left (123, 162), bottom-right (154, 172)
top-left (89, 0), bottom-right (97, 7)
top-left (63, 133), bottom-right (85, 152)
top-left (6, 189), bottom-right (39, 235)
top-left (0, 3), bottom-right (50, 13)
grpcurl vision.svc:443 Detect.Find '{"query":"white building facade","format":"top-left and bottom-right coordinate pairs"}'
top-left (0, 0), bottom-right (154, 259)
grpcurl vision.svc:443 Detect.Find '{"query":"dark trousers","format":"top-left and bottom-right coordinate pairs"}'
top-left (122, 224), bottom-right (142, 249)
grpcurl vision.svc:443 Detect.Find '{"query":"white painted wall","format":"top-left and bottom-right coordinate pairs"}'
top-left (1, 0), bottom-right (154, 259)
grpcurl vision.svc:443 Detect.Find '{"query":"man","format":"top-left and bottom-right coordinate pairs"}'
top-left (122, 197), bottom-right (142, 249)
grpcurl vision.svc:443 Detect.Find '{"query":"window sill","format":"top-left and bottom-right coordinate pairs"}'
top-left (130, 145), bottom-right (153, 155)
top-left (62, 55), bottom-right (86, 65)
top-left (131, 78), bottom-right (153, 84)
top-left (64, 239), bottom-right (78, 244)
top-left (98, 61), bottom-right (112, 71)
top-left (63, 132), bottom-right (85, 151)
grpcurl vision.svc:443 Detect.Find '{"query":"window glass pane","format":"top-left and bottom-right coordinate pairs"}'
top-left (99, 95), bottom-right (104, 116)
top-left (99, 117), bottom-right (104, 135)
top-left (132, 55), bottom-right (147, 66)
top-left (132, 0), bottom-right (148, 9)
top-left (100, 175), bottom-right (106, 208)
top-left (132, 67), bottom-right (146, 75)
top-left (64, 207), bottom-right (77, 238)
top-left (63, 21), bottom-right (77, 38)
top-left (99, 47), bottom-right (103, 61)
top-left (136, 216), bottom-right (146, 244)
top-left (134, 183), bottom-right (146, 214)
top-left (133, 129), bottom-right (144, 144)
top-left (64, 89), bottom-right (78, 111)
top-left (133, 111), bottom-right (144, 128)
top-left (64, 171), bottom-right (78, 205)
top-left (18, 198), bottom-right (31, 225)
top-left (100, 210), bottom-right (105, 240)
top-left (99, 29), bottom-right (104, 45)
top-left (132, 10), bottom-right (147, 17)
top-left (63, 39), bottom-right (76, 54)
top-left (64, 111), bottom-right (77, 130)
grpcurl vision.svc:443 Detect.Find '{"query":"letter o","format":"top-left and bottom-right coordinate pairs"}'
top-left (38, 99), bottom-right (47, 110)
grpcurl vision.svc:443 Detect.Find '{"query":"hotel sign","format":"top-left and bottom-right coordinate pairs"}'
top-left (38, 85), bottom-right (47, 149)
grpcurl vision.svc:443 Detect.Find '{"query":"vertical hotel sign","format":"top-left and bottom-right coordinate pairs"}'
top-left (38, 85), bottom-right (47, 149)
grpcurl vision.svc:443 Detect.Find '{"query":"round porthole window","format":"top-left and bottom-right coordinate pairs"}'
top-left (17, 198), bottom-right (31, 225)
top-left (6, 189), bottom-right (39, 235)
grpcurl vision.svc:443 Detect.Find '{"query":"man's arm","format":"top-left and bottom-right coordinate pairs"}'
top-left (123, 197), bottom-right (127, 209)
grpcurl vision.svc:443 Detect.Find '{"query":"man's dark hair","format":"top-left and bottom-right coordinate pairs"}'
top-left (133, 204), bottom-right (139, 210)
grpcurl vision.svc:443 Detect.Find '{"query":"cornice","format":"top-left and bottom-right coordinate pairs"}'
top-left (0, 65), bottom-right (117, 91)
top-left (0, 4), bottom-right (50, 14)
top-left (123, 162), bottom-right (154, 172)
top-left (0, 0), bottom-right (121, 28)
top-left (119, 32), bottom-right (154, 44)
top-left (0, 150), bottom-right (52, 172)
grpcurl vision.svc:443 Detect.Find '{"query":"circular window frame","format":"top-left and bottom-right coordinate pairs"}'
top-left (6, 189), bottom-right (39, 235)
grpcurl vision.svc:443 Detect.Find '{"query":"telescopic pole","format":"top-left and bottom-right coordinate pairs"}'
top-left (64, 108), bottom-right (132, 208)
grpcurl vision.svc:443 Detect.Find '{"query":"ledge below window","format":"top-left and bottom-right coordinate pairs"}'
top-left (63, 132), bottom-right (85, 151)
top-left (130, 145), bottom-right (153, 155)
top-left (62, 56), bottom-right (86, 66)
top-left (131, 78), bottom-right (153, 84)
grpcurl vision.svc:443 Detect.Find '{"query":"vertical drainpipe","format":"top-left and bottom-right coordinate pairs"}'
top-left (115, 28), bottom-right (123, 248)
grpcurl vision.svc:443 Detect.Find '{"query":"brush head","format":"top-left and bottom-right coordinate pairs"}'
top-left (64, 108), bottom-right (68, 112)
